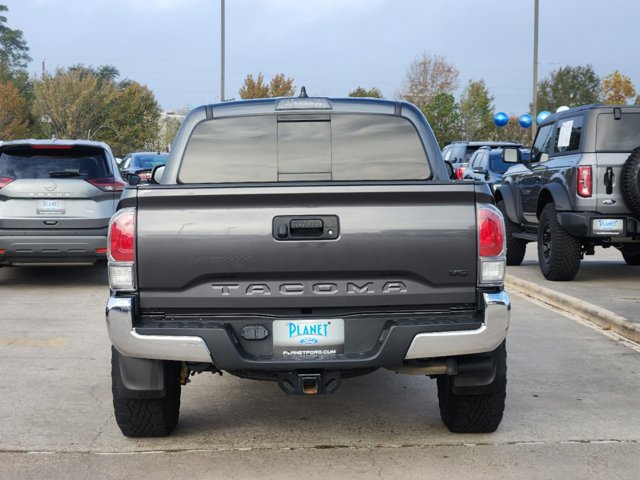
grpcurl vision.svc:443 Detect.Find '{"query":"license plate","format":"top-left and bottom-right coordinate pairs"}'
top-left (592, 219), bottom-right (623, 235)
top-left (273, 318), bottom-right (344, 356)
top-left (37, 199), bottom-right (65, 214)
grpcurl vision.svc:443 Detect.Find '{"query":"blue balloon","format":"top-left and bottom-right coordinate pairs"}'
top-left (518, 114), bottom-right (533, 129)
top-left (536, 111), bottom-right (551, 125)
top-left (494, 112), bottom-right (509, 127)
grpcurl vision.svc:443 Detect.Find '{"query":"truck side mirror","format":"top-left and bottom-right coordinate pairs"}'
top-left (151, 165), bottom-right (165, 184)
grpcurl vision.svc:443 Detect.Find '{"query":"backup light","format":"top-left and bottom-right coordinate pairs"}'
top-left (477, 203), bottom-right (506, 285)
top-left (577, 166), bottom-right (592, 197)
top-left (108, 208), bottom-right (136, 291)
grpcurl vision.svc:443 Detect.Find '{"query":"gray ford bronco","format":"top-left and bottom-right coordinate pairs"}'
top-left (496, 104), bottom-right (640, 280)
top-left (106, 94), bottom-right (510, 436)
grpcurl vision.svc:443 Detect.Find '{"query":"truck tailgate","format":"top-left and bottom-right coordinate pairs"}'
top-left (135, 183), bottom-right (479, 311)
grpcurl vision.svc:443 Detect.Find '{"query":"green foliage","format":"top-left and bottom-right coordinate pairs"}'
top-left (32, 66), bottom-right (162, 156)
top-left (101, 81), bottom-right (161, 156)
top-left (423, 92), bottom-right (461, 148)
top-left (537, 65), bottom-right (600, 112)
top-left (0, 4), bottom-right (31, 74)
top-left (348, 86), bottom-right (383, 98)
top-left (459, 80), bottom-right (495, 140)
top-left (0, 80), bottom-right (29, 139)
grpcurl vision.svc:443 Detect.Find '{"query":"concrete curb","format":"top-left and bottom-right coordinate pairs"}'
top-left (505, 274), bottom-right (640, 344)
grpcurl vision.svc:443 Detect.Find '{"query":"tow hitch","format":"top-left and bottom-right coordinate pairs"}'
top-left (277, 371), bottom-right (341, 395)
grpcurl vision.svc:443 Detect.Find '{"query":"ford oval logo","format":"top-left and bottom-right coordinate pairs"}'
top-left (299, 338), bottom-right (319, 345)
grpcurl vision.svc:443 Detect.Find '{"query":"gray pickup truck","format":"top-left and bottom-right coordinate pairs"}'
top-left (106, 95), bottom-right (510, 437)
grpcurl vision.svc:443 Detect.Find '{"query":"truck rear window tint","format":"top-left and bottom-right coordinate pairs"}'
top-left (596, 113), bottom-right (640, 152)
top-left (0, 147), bottom-right (109, 180)
top-left (179, 113), bottom-right (430, 183)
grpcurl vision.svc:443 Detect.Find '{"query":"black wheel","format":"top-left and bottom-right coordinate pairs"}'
top-left (621, 146), bottom-right (640, 218)
top-left (620, 245), bottom-right (640, 265)
top-left (111, 348), bottom-right (182, 437)
top-left (437, 341), bottom-right (507, 433)
top-left (537, 203), bottom-right (582, 281)
top-left (497, 200), bottom-right (527, 266)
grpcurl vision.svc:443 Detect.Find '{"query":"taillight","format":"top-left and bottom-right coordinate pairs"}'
top-left (0, 177), bottom-right (15, 188)
top-left (108, 208), bottom-right (136, 291)
top-left (456, 167), bottom-right (465, 180)
top-left (88, 177), bottom-right (126, 192)
top-left (577, 166), bottom-right (592, 197)
top-left (477, 203), bottom-right (506, 285)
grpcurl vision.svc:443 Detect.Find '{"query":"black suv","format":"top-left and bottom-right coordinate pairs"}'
top-left (462, 146), bottom-right (530, 191)
top-left (495, 104), bottom-right (640, 280)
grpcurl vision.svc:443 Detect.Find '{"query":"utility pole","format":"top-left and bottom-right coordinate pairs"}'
top-left (221, 0), bottom-right (225, 102)
top-left (532, 0), bottom-right (539, 139)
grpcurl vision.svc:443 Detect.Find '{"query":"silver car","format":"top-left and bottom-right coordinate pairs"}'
top-left (0, 139), bottom-right (125, 267)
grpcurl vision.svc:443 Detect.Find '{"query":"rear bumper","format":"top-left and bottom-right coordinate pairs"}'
top-left (0, 234), bottom-right (107, 265)
top-left (558, 211), bottom-right (640, 239)
top-left (106, 291), bottom-right (510, 367)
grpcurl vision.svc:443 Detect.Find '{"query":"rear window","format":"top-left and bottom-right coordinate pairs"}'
top-left (596, 113), bottom-right (640, 152)
top-left (179, 113), bottom-right (430, 183)
top-left (0, 146), bottom-right (110, 180)
top-left (131, 154), bottom-right (168, 170)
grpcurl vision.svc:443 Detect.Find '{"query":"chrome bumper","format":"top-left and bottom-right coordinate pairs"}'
top-left (404, 291), bottom-right (510, 359)
top-left (106, 297), bottom-right (212, 362)
top-left (106, 291), bottom-right (509, 363)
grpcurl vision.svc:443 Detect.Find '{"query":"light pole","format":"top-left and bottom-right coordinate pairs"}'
top-left (532, 0), bottom-right (539, 139)
top-left (221, 0), bottom-right (225, 102)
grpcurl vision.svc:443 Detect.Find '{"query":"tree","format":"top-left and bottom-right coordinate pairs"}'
top-left (0, 81), bottom-right (29, 139)
top-left (239, 72), bottom-right (295, 99)
top-left (494, 115), bottom-right (532, 145)
top-left (348, 86), bottom-right (383, 98)
top-left (0, 4), bottom-right (31, 77)
top-left (0, 4), bottom-right (31, 97)
top-left (239, 73), bottom-right (269, 99)
top-left (423, 92), bottom-right (461, 148)
top-left (101, 81), bottom-right (161, 156)
top-left (398, 53), bottom-right (458, 111)
top-left (268, 73), bottom-right (295, 97)
top-left (459, 79), bottom-right (495, 140)
top-left (601, 70), bottom-right (637, 105)
top-left (537, 65), bottom-right (600, 112)
top-left (32, 68), bottom-right (116, 139)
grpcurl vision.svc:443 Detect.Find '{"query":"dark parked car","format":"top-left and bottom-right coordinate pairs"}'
top-left (119, 152), bottom-right (168, 182)
top-left (462, 146), bottom-right (530, 191)
top-left (442, 141), bottom-right (524, 179)
top-left (0, 139), bottom-right (124, 266)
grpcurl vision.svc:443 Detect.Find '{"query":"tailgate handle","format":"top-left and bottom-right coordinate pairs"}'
top-left (273, 215), bottom-right (339, 241)
top-left (290, 219), bottom-right (323, 236)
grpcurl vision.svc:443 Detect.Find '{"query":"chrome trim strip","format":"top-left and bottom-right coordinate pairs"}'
top-left (106, 297), bottom-right (212, 363)
top-left (404, 291), bottom-right (510, 359)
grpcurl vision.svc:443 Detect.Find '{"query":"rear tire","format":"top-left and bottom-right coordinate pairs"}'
top-left (537, 204), bottom-right (581, 281)
top-left (620, 246), bottom-right (640, 265)
top-left (437, 341), bottom-right (507, 433)
top-left (621, 147), bottom-right (640, 218)
top-left (497, 200), bottom-right (527, 266)
top-left (111, 348), bottom-right (182, 437)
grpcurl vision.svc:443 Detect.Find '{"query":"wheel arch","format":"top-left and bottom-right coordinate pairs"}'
top-left (537, 184), bottom-right (572, 219)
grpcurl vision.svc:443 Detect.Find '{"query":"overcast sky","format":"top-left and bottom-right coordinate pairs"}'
top-left (6, 0), bottom-right (640, 114)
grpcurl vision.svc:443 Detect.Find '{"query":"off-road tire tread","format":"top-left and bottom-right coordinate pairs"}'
top-left (497, 200), bottom-right (526, 266)
top-left (437, 342), bottom-right (507, 433)
top-left (621, 147), bottom-right (640, 219)
top-left (538, 204), bottom-right (581, 281)
top-left (111, 348), bottom-right (181, 437)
